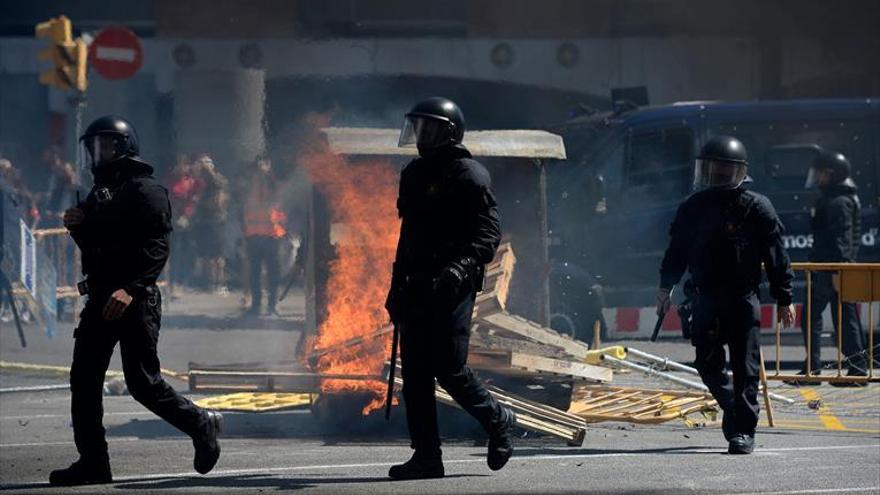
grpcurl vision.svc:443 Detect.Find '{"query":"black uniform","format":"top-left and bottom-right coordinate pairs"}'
top-left (660, 186), bottom-right (794, 437)
top-left (386, 144), bottom-right (506, 458)
top-left (802, 178), bottom-right (865, 372)
top-left (68, 157), bottom-right (209, 462)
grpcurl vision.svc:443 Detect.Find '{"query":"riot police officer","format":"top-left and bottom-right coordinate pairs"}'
top-left (50, 116), bottom-right (222, 486)
top-left (797, 149), bottom-right (867, 384)
top-left (385, 97), bottom-right (515, 479)
top-left (657, 136), bottom-right (795, 455)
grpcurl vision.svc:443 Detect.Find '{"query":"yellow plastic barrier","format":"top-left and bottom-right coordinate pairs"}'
top-left (583, 346), bottom-right (627, 365)
top-left (767, 263), bottom-right (879, 385)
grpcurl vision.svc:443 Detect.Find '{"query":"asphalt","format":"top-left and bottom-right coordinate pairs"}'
top-left (1, 287), bottom-right (878, 494)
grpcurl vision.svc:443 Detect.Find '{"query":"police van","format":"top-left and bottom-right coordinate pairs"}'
top-left (546, 98), bottom-right (879, 339)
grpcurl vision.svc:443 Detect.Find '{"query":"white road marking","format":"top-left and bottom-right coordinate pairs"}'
top-left (1, 411), bottom-right (154, 421)
top-left (725, 488), bottom-right (880, 495)
top-left (2, 444), bottom-right (875, 483)
top-left (0, 437), bottom-right (192, 448)
top-left (0, 409), bottom-right (310, 421)
top-left (1, 445), bottom-right (878, 491)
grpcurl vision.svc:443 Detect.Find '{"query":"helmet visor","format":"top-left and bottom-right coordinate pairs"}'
top-left (82, 134), bottom-right (125, 168)
top-left (804, 167), bottom-right (831, 189)
top-left (693, 159), bottom-right (747, 189)
top-left (398, 115), bottom-right (450, 149)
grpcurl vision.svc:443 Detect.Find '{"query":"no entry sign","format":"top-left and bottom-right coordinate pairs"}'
top-left (88, 26), bottom-right (143, 80)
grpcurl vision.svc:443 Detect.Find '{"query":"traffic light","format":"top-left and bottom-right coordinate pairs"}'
top-left (35, 15), bottom-right (88, 92)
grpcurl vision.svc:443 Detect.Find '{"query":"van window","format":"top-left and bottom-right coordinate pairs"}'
top-left (626, 127), bottom-right (694, 203)
top-left (714, 120), bottom-right (875, 195)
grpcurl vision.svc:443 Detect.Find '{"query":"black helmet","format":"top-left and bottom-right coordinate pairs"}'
top-left (806, 149), bottom-right (851, 188)
top-left (694, 135), bottom-right (749, 190)
top-left (79, 115), bottom-right (140, 169)
top-left (697, 135), bottom-right (748, 164)
top-left (398, 97), bottom-right (465, 150)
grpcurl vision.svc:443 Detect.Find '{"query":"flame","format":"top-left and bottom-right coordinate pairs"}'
top-left (270, 208), bottom-right (287, 239)
top-left (298, 112), bottom-right (400, 415)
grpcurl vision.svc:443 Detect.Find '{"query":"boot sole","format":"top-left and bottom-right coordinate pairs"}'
top-left (49, 477), bottom-right (113, 487)
top-left (389, 471), bottom-right (445, 481)
top-left (195, 412), bottom-right (223, 475)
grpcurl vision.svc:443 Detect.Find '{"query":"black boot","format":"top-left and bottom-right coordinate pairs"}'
top-left (721, 410), bottom-right (736, 442)
top-left (831, 367), bottom-right (868, 388)
top-left (728, 434), bottom-right (755, 455)
top-left (487, 408), bottom-right (516, 471)
top-left (388, 451), bottom-right (444, 480)
top-left (783, 368), bottom-right (821, 386)
top-left (49, 457), bottom-right (112, 486)
top-left (193, 410), bottom-right (223, 474)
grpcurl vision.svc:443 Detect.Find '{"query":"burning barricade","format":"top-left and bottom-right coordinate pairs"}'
top-left (188, 124), bottom-right (719, 444)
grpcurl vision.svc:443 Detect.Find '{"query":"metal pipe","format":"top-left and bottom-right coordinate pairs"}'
top-left (625, 347), bottom-right (699, 375)
top-left (624, 347), bottom-right (794, 404)
top-left (601, 355), bottom-right (710, 392)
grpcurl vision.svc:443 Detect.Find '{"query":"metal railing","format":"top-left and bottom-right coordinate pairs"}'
top-left (766, 262), bottom-right (879, 385)
top-left (33, 228), bottom-right (80, 299)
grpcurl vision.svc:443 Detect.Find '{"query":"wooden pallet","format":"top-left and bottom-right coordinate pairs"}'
top-left (187, 361), bottom-right (381, 393)
top-left (468, 349), bottom-right (612, 383)
top-left (478, 312), bottom-right (592, 360)
top-left (568, 385), bottom-right (718, 425)
top-left (474, 242), bottom-right (517, 318)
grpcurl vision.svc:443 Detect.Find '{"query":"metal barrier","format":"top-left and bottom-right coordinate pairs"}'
top-left (33, 228), bottom-right (80, 299)
top-left (767, 262), bottom-right (879, 385)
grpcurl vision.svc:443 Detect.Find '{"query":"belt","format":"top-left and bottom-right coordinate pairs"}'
top-left (77, 280), bottom-right (155, 297)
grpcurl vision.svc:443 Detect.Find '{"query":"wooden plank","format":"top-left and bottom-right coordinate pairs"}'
top-left (508, 353), bottom-right (612, 383)
top-left (393, 376), bottom-right (586, 444)
top-left (480, 312), bottom-right (592, 359)
top-left (187, 363), bottom-right (381, 394)
top-left (471, 243), bottom-right (517, 318)
top-left (305, 325), bottom-right (393, 367)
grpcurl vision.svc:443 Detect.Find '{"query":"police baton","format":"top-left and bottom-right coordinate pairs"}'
top-left (384, 321), bottom-right (400, 421)
top-left (651, 286), bottom-right (675, 342)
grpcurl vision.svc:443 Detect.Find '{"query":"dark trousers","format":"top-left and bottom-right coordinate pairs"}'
top-left (399, 288), bottom-right (504, 457)
top-left (246, 236), bottom-right (280, 311)
top-left (70, 287), bottom-right (207, 461)
top-left (170, 228), bottom-right (194, 287)
top-left (691, 291), bottom-right (762, 437)
top-left (800, 272), bottom-right (866, 371)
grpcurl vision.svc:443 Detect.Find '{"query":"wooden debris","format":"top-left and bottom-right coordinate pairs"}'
top-left (187, 361), bottom-right (380, 393)
top-left (568, 385), bottom-right (717, 424)
top-left (474, 242), bottom-right (516, 318)
top-left (478, 312), bottom-right (592, 360)
top-left (394, 376), bottom-right (587, 446)
top-left (305, 325), bottom-right (393, 368)
top-left (469, 350), bottom-right (611, 383)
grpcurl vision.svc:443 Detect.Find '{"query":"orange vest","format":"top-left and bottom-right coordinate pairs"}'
top-left (244, 179), bottom-right (286, 238)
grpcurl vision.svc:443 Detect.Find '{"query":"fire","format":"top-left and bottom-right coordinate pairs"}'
top-left (298, 112), bottom-right (400, 415)
top-left (269, 208), bottom-right (287, 239)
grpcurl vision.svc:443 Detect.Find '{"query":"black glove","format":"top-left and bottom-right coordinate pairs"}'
top-left (434, 257), bottom-right (477, 303)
